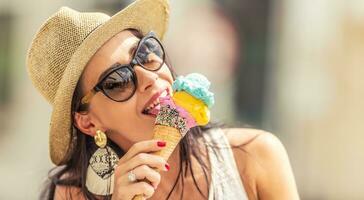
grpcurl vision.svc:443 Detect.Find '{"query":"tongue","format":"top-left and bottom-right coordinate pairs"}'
top-left (149, 104), bottom-right (161, 115)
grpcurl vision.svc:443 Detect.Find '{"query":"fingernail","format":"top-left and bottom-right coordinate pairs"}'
top-left (157, 141), bottom-right (166, 147)
top-left (165, 163), bottom-right (170, 171)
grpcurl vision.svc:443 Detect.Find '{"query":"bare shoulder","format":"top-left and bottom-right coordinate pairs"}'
top-left (54, 185), bottom-right (85, 200)
top-left (222, 127), bottom-right (290, 173)
top-left (222, 128), bottom-right (299, 199)
top-left (222, 128), bottom-right (288, 164)
top-left (54, 173), bottom-right (86, 200)
top-left (222, 128), bottom-right (267, 147)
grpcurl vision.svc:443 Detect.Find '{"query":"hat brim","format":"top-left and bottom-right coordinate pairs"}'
top-left (49, 0), bottom-right (170, 165)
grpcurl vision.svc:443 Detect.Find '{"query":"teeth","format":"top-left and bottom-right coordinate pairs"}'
top-left (160, 90), bottom-right (168, 98)
top-left (152, 99), bottom-right (159, 105)
top-left (143, 89), bottom-right (168, 113)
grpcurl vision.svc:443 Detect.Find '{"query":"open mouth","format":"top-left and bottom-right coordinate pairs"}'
top-left (142, 89), bottom-right (169, 117)
top-left (142, 104), bottom-right (160, 117)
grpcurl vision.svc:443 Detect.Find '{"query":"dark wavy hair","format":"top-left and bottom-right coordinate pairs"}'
top-left (40, 29), bottom-right (225, 200)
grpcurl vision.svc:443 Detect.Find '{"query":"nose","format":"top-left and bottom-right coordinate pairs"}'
top-left (134, 65), bottom-right (158, 92)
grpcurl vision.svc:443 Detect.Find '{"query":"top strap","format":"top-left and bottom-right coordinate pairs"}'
top-left (203, 128), bottom-right (249, 200)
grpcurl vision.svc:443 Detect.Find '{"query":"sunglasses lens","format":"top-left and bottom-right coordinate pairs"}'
top-left (101, 67), bottom-right (135, 101)
top-left (136, 37), bottom-right (164, 71)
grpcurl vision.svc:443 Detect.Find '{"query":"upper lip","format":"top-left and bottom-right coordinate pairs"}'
top-left (142, 88), bottom-right (169, 113)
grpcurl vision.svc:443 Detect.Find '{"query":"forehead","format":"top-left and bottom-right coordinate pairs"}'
top-left (81, 30), bottom-right (140, 91)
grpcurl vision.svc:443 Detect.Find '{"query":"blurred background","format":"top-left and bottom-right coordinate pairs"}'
top-left (0, 0), bottom-right (363, 199)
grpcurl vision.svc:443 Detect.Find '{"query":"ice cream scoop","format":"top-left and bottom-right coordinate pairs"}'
top-left (172, 73), bottom-right (214, 107)
top-left (172, 91), bottom-right (210, 126)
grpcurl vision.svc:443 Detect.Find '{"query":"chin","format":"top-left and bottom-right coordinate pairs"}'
top-left (137, 121), bottom-right (156, 138)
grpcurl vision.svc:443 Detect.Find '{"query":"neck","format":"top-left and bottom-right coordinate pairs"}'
top-left (152, 139), bottom-right (211, 199)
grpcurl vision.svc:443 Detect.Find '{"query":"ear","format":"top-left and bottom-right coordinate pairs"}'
top-left (74, 112), bottom-right (96, 137)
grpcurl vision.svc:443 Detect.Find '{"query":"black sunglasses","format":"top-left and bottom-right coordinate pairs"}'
top-left (80, 31), bottom-right (166, 106)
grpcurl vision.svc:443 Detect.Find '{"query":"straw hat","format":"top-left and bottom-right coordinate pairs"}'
top-left (26, 0), bottom-right (170, 165)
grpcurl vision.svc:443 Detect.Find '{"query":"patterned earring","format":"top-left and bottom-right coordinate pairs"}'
top-left (86, 130), bottom-right (119, 195)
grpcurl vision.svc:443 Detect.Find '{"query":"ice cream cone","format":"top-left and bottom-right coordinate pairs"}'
top-left (132, 125), bottom-right (182, 200)
top-left (132, 73), bottom-right (214, 200)
top-left (151, 125), bottom-right (182, 159)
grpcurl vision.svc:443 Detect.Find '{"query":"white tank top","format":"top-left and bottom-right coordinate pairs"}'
top-left (202, 128), bottom-right (249, 200)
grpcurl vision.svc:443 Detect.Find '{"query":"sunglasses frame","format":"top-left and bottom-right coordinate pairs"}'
top-left (80, 31), bottom-right (166, 106)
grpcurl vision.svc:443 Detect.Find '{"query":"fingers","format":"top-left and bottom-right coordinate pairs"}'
top-left (112, 140), bottom-right (169, 200)
top-left (130, 181), bottom-right (155, 199)
top-left (114, 165), bottom-right (162, 200)
top-left (117, 153), bottom-right (169, 175)
top-left (120, 165), bottom-right (161, 189)
top-left (113, 181), bottom-right (155, 200)
top-left (118, 140), bottom-right (166, 164)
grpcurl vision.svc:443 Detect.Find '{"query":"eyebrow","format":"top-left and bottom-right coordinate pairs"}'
top-left (97, 41), bottom-right (139, 82)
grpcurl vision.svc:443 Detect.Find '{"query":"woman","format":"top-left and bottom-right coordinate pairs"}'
top-left (27, 0), bottom-right (299, 199)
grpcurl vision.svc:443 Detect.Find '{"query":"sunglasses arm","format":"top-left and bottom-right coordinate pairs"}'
top-left (80, 88), bottom-right (98, 105)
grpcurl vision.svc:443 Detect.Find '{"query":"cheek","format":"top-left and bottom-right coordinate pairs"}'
top-left (158, 64), bottom-right (174, 83)
top-left (91, 96), bottom-right (138, 128)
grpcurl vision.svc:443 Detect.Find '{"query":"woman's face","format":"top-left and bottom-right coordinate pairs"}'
top-left (78, 30), bottom-right (174, 150)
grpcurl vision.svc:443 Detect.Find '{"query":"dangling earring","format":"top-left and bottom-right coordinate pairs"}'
top-left (86, 130), bottom-right (119, 195)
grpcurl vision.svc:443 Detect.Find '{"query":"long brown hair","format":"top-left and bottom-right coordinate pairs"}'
top-left (40, 29), bottom-right (224, 200)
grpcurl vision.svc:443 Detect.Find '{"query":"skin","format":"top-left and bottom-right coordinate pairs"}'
top-left (54, 30), bottom-right (300, 200)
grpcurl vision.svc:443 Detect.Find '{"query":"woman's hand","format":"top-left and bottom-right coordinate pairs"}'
top-left (111, 140), bottom-right (169, 200)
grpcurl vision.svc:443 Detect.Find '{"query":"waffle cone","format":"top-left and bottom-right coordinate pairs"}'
top-left (132, 124), bottom-right (182, 200)
top-left (151, 124), bottom-right (182, 160)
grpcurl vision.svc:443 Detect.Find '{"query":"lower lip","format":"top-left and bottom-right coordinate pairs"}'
top-left (142, 104), bottom-right (160, 118)
top-left (142, 113), bottom-right (157, 119)
top-left (145, 113), bottom-right (157, 117)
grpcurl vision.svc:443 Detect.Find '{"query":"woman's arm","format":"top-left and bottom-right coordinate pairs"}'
top-left (225, 128), bottom-right (300, 200)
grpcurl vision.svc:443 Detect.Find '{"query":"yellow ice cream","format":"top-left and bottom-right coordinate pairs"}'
top-left (172, 91), bottom-right (210, 125)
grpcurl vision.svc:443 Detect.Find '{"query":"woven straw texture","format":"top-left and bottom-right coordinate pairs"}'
top-left (26, 0), bottom-right (170, 165)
